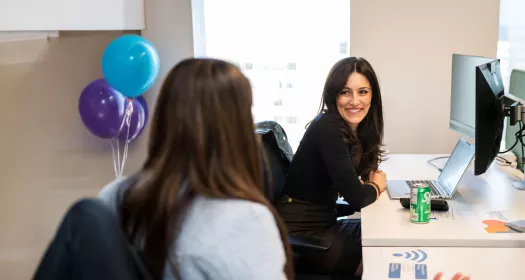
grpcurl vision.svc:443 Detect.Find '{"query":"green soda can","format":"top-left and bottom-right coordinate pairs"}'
top-left (410, 183), bottom-right (431, 223)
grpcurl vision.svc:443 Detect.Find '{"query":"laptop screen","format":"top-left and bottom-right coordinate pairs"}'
top-left (437, 138), bottom-right (475, 195)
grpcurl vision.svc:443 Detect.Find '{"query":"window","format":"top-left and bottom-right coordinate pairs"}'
top-left (498, 0), bottom-right (525, 90)
top-left (200, 0), bottom-right (350, 151)
top-left (274, 116), bottom-right (297, 125)
top-left (339, 41), bottom-right (349, 55)
top-left (498, 0), bottom-right (525, 151)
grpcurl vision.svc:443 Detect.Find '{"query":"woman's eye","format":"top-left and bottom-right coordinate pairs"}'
top-left (341, 91), bottom-right (350, 95)
top-left (359, 90), bottom-right (369, 95)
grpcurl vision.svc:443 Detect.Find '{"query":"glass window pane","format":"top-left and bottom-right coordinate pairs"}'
top-left (498, 0), bottom-right (525, 90)
top-left (202, 0), bottom-right (350, 151)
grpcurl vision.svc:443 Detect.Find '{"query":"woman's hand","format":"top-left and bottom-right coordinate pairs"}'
top-left (433, 272), bottom-right (470, 280)
top-left (368, 170), bottom-right (387, 193)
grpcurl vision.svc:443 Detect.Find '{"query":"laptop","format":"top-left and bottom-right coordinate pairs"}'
top-left (387, 138), bottom-right (475, 199)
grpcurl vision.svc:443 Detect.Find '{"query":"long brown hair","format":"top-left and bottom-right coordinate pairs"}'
top-left (119, 58), bottom-right (294, 278)
top-left (310, 57), bottom-right (386, 178)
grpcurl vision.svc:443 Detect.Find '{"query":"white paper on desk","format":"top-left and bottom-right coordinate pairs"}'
top-left (451, 209), bottom-right (508, 220)
top-left (431, 208), bottom-right (525, 234)
top-left (429, 209), bottom-right (509, 220)
top-left (430, 209), bottom-right (457, 220)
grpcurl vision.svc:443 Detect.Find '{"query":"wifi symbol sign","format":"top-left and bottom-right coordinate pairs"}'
top-left (392, 249), bottom-right (428, 263)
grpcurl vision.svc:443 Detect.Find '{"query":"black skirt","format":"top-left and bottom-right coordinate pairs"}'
top-left (276, 195), bottom-right (362, 277)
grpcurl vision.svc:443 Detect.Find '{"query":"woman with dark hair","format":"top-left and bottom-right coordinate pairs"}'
top-left (96, 58), bottom-right (294, 279)
top-left (277, 57), bottom-right (387, 277)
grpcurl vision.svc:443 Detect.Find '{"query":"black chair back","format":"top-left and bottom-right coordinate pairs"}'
top-left (255, 122), bottom-right (342, 280)
top-left (255, 121), bottom-right (293, 205)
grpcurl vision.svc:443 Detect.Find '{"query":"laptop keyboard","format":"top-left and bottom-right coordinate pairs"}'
top-left (407, 180), bottom-right (440, 196)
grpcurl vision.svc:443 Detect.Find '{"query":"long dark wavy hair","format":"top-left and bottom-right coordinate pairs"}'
top-left (312, 57), bottom-right (386, 178)
top-left (119, 58), bottom-right (294, 279)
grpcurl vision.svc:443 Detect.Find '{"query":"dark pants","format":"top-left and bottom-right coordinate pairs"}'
top-left (277, 195), bottom-right (362, 278)
top-left (32, 198), bottom-right (152, 280)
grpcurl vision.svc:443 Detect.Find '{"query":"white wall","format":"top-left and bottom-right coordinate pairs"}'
top-left (137, 0), bottom-right (196, 143)
top-left (350, 0), bottom-right (500, 153)
top-left (0, 31), bottom-right (137, 280)
top-left (0, 1), bottom-right (196, 278)
top-left (142, 0), bottom-right (195, 100)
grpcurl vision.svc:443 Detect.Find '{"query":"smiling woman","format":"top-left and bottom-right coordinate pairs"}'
top-left (317, 57), bottom-right (385, 175)
top-left (336, 72), bottom-right (373, 132)
top-left (276, 57), bottom-right (387, 277)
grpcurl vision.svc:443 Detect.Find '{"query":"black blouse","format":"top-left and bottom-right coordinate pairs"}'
top-left (282, 113), bottom-right (377, 209)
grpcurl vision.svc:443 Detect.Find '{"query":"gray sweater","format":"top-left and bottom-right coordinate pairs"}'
top-left (98, 177), bottom-right (287, 280)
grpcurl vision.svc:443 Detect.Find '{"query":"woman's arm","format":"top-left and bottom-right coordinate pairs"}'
top-left (315, 115), bottom-right (377, 209)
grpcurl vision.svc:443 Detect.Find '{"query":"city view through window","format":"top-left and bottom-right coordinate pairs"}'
top-left (202, 0), bottom-right (350, 151)
top-left (498, 0), bottom-right (525, 90)
top-left (201, 0), bottom-right (523, 151)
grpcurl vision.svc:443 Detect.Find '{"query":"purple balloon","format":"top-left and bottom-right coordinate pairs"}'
top-left (118, 96), bottom-right (148, 143)
top-left (79, 79), bottom-right (148, 142)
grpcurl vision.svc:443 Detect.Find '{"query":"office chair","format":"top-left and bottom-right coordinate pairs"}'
top-left (256, 121), bottom-right (359, 280)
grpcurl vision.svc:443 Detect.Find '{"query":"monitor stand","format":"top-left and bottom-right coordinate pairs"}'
top-left (503, 96), bottom-right (525, 190)
top-left (512, 164), bottom-right (525, 191)
top-left (512, 181), bottom-right (525, 190)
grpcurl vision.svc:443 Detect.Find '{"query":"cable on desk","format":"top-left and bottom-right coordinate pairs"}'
top-left (495, 156), bottom-right (512, 166)
top-left (428, 155), bottom-right (512, 171)
top-left (498, 122), bottom-right (525, 169)
top-left (429, 125), bottom-right (525, 171)
top-left (500, 122), bottom-right (525, 154)
top-left (427, 156), bottom-right (449, 172)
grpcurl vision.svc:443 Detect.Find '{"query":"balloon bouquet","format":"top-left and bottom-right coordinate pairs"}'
top-left (78, 35), bottom-right (160, 178)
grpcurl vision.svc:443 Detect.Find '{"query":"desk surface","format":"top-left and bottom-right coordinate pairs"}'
top-left (361, 154), bottom-right (525, 247)
top-left (362, 246), bottom-right (525, 280)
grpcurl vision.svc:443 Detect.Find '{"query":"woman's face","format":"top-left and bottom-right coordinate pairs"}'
top-left (336, 72), bottom-right (373, 131)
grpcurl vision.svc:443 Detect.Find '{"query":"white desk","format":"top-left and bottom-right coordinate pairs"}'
top-left (361, 154), bottom-right (525, 248)
top-left (362, 247), bottom-right (525, 280)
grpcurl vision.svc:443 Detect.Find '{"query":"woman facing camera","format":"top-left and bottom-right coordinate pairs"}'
top-left (277, 57), bottom-right (387, 277)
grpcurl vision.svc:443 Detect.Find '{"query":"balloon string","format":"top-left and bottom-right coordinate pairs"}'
top-left (109, 140), bottom-right (119, 178)
top-left (116, 131), bottom-right (121, 176)
top-left (114, 100), bottom-right (133, 177)
top-left (117, 99), bottom-right (133, 138)
top-left (107, 98), bottom-right (135, 178)
top-left (119, 101), bottom-right (133, 177)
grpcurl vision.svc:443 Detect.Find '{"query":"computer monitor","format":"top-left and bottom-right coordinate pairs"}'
top-left (474, 59), bottom-right (505, 175)
top-left (450, 54), bottom-right (495, 138)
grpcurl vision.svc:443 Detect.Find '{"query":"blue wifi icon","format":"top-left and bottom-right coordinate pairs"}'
top-left (393, 249), bottom-right (427, 263)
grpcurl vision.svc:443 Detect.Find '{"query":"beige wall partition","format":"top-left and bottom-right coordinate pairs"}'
top-left (350, 0), bottom-right (500, 153)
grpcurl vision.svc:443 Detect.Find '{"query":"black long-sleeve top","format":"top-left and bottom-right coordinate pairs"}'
top-left (282, 113), bottom-right (377, 209)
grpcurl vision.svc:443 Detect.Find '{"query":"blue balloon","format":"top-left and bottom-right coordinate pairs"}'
top-left (102, 34), bottom-right (160, 98)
